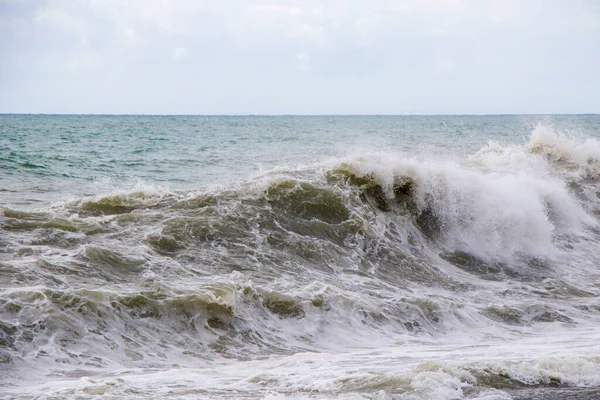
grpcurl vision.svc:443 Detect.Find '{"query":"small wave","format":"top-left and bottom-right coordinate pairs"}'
top-left (21, 161), bottom-right (47, 169)
top-left (526, 123), bottom-right (600, 177)
top-left (1, 208), bottom-right (78, 232)
top-left (63, 184), bottom-right (179, 216)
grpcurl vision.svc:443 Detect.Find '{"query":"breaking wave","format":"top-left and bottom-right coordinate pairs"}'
top-left (2, 125), bottom-right (600, 398)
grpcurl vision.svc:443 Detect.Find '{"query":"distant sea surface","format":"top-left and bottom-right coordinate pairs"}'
top-left (2, 114), bottom-right (600, 399)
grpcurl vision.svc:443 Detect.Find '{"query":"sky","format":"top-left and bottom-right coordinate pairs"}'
top-left (0, 0), bottom-right (599, 115)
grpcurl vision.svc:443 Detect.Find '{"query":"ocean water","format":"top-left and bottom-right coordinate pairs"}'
top-left (1, 114), bottom-right (600, 399)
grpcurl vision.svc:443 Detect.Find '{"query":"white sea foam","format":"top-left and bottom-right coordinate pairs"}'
top-left (9, 332), bottom-right (600, 399)
top-left (334, 141), bottom-right (595, 261)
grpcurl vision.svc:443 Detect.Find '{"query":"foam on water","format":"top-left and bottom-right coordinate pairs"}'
top-left (2, 116), bottom-right (600, 399)
top-left (9, 330), bottom-right (600, 399)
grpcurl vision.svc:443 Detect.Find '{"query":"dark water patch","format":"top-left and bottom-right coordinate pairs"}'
top-left (327, 164), bottom-right (454, 247)
top-left (260, 292), bottom-right (305, 319)
top-left (1, 208), bottom-right (78, 234)
top-left (367, 250), bottom-right (439, 287)
top-left (271, 215), bottom-right (364, 249)
top-left (70, 191), bottom-right (177, 217)
top-left (329, 166), bottom-right (392, 211)
top-left (167, 179), bottom-right (409, 270)
top-left (21, 162), bottom-right (47, 169)
top-left (79, 201), bottom-right (136, 216)
top-left (41, 219), bottom-right (78, 232)
top-left (484, 306), bottom-right (526, 326)
top-left (2, 217), bottom-right (77, 233)
top-left (574, 304), bottom-right (600, 314)
top-left (0, 299), bottom-right (23, 314)
top-left (146, 233), bottom-right (184, 254)
top-left (83, 246), bottom-right (146, 277)
top-left (525, 305), bottom-right (572, 323)
top-left (484, 304), bottom-right (572, 326)
top-left (79, 222), bottom-right (114, 236)
top-left (3, 208), bottom-right (51, 221)
top-left (0, 349), bottom-right (12, 364)
top-left (113, 295), bottom-right (164, 319)
top-left (266, 179), bottom-right (350, 224)
top-left (112, 212), bottom-right (143, 225)
top-left (131, 148), bottom-right (153, 154)
top-left (414, 203), bottom-right (446, 241)
top-left (473, 368), bottom-right (564, 390)
top-left (328, 164), bottom-right (417, 212)
top-left (166, 294), bottom-right (234, 323)
top-left (333, 374), bottom-right (412, 393)
top-left (2, 218), bottom-right (44, 231)
top-left (161, 213), bottom-right (257, 245)
top-left (328, 163), bottom-right (376, 188)
top-left (532, 279), bottom-right (596, 298)
top-left (123, 161), bottom-right (148, 168)
top-left (506, 386), bottom-right (600, 400)
top-left (440, 251), bottom-right (504, 280)
top-left (44, 289), bottom-right (107, 319)
top-left (37, 259), bottom-right (90, 282)
top-left (0, 320), bottom-right (18, 348)
top-left (440, 251), bottom-right (553, 282)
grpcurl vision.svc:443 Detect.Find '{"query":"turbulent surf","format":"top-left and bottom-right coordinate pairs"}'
top-left (1, 115), bottom-right (600, 399)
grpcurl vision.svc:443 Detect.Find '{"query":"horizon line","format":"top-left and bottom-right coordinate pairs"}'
top-left (1, 112), bottom-right (599, 117)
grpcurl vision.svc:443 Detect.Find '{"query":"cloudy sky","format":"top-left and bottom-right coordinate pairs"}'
top-left (0, 0), bottom-right (599, 114)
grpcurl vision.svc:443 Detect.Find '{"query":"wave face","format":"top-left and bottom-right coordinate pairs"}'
top-left (2, 115), bottom-right (600, 399)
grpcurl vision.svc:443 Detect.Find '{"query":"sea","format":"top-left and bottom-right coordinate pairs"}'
top-left (1, 114), bottom-right (600, 400)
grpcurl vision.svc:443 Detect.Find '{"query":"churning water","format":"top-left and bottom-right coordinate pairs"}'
top-left (1, 115), bottom-right (600, 399)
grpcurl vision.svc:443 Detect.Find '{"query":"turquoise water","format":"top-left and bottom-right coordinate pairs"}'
top-left (2, 114), bottom-right (600, 399)
top-left (3, 114), bottom-right (599, 208)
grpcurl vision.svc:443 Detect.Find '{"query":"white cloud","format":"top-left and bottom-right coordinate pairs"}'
top-left (0, 0), bottom-right (598, 114)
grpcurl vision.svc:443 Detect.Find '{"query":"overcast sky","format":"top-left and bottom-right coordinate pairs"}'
top-left (0, 0), bottom-right (599, 114)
